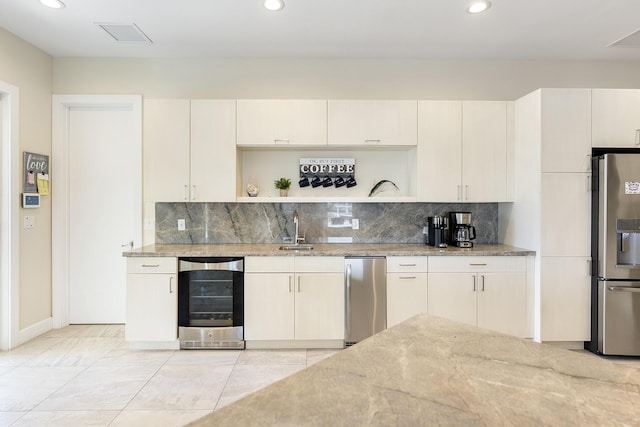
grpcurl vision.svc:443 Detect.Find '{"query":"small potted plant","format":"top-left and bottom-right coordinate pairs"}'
top-left (274, 177), bottom-right (292, 197)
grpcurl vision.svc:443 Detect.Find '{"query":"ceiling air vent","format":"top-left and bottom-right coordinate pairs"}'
top-left (609, 28), bottom-right (640, 48)
top-left (97, 23), bottom-right (152, 43)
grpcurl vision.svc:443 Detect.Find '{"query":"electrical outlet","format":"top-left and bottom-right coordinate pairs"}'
top-left (177, 219), bottom-right (186, 231)
top-left (352, 218), bottom-right (360, 230)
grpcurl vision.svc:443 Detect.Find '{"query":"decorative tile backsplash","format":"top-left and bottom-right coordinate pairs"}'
top-left (155, 202), bottom-right (498, 245)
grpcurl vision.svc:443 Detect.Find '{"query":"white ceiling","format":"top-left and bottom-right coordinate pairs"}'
top-left (1, 0), bottom-right (640, 60)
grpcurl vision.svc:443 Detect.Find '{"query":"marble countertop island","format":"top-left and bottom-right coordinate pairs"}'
top-left (124, 243), bottom-right (534, 257)
top-left (189, 314), bottom-right (640, 426)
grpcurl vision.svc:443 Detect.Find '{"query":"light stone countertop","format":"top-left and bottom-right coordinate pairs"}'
top-left (189, 314), bottom-right (640, 427)
top-left (123, 243), bottom-right (534, 257)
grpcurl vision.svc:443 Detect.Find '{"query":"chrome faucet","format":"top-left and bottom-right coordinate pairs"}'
top-left (293, 210), bottom-right (305, 245)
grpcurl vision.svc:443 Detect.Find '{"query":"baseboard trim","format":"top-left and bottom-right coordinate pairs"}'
top-left (18, 317), bottom-right (53, 346)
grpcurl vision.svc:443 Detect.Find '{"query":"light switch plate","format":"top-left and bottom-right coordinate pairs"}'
top-left (144, 219), bottom-right (155, 230)
top-left (177, 219), bottom-right (186, 231)
top-left (23, 215), bottom-right (35, 229)
top-left (352, 218), bottom-right (360, 230)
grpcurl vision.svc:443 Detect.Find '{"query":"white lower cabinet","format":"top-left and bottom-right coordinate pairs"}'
top-left (427, 257), bottom-right (529, 338)
top-left (540, 256), bottom-right (591, 342)
top-left (244, 256), bottom-right (344, 344)
top-left (386, 257), bottom-right (428, 328)
top-left (125, 257), bottom-right (178, 343)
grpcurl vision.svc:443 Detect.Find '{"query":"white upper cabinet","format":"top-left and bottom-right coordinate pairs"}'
top-left (328, 100), bottom-right (417, 146)
top-left (236, 100), bottom-right (328, 146)
top-left (190, 100), bottom-right (237, 202)
top-left (143, 99), bottom-right (191, 202)
top-left (417, 101), bottom-right (462, 201)
top-left (462, 101), bottom-right (510, 202)
top-left (417, 100), bottom-right (511, 202)
top-left (592, 89), bottom-right (640, 148)
top-left (540, 89), bottom-right (591, 173)
top-left (144, 99), bottom-right (237, 202)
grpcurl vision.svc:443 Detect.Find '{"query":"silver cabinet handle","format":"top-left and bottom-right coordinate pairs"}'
top-left (399, 276), bottom-right (417, 280)
top-left (288, 276), bottom-right (292, 293)
top-left (480, 275), bottom-right (485, 292)
top-left (364, 139), bottom-right (381, 144)
top-left (469, 263), bottom-right (487, 266)
top-left (635, 129), bottom-right (640, 146)
top-left (457, 185), bottom-right (462, 201)
top-left (399, 263), bottom-right (417, 267)
top-left (465, 184), bottom-right (469, 200)
top-left (274, 139), bottom-right (290, 144)
top-left (472, 275), bottom-right (476, 292)
top-left (183, 184), bottom-right (189, 201)
top-left (345, 264), bottom-right (352, 338)
top-left (608, 285), bottom-right (640, 293)
top-left (297, 276), bottom-right (301, 293)
top-left (585, 175), bottom-right (591, 192)
top-left (169, 276), bottom-right (174, 294)
top-left (141, 264), bottom-right (160, 268)
top-left (191, 184), bottom-right (197, 200)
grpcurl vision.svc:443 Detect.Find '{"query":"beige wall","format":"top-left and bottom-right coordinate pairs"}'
top-left (53, 58), bottom-right (640, 99)
top-left (0, 28), bottom-right (53, 330)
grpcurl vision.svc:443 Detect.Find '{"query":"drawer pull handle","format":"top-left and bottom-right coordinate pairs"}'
top-left (469, 263), bottom-right (487, 266)
top-left (399, 276), bottom-right (417, 280)
top-left (472, 275), bottom-right (476, 292)
top-left (399, 264), bottom-right (417, 267)
top-left (480, 275), bottom-right (485, 292)
top-left (274, 139), bottom-right (290, 144)
top-left (364, 139), bottom-right (381, 144)
top-left (142, 264), bottom-right (160, 268)
top-left (169, 276), bottom-right (174, 294)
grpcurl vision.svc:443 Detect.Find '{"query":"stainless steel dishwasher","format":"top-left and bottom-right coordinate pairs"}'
top-left (344, 257), bottom-right (386, 345)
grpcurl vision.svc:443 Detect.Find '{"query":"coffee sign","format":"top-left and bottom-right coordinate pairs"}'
top-left (299, 158), bottom-right (357, 189)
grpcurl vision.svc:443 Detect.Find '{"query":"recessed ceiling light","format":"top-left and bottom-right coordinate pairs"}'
top-left (40, 0), bottom-right (66, 9)
top-left (264, 0), bottom-right (285, 12)
top-left (467, 1), bottom-right (491, 14)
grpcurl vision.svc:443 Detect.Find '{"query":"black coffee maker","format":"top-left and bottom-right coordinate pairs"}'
top-left (426, 215), bottom-right (449, 248)
top-left (449, 211), bottom-right (476, 248)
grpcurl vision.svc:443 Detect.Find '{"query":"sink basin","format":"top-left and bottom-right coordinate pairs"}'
top-left (279, 245), bottom-right (314, 251)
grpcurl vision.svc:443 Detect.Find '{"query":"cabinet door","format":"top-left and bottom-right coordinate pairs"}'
top-left (328, 100), bottom-right (417, 146)
top-left (462, 101), bottom-right (508, 202)
top-left (417, 101), bottom-right (462, 201)
top-left (190, 100), bottom-right (237, 202)
top-left (592, 89), bottom-right (640, 148)
top-left (427, 273), bottom-right (477, 327)
top-left (236, 100), bottom-right (327, 146)
top-left (125, 274), bottom-right (177, 341)
top-left (477, 272), bottom-right (527, 337)
top-left (143, 99), bottom-right (191, 202)
top-left (540, 257), bottom-right (591, 342)
top-left (387, 273), bottom-right (428, 328)
top-left (541, 89), bottom-right (592, 173)
top-left (541, 173), bottom-right (591, 257)
top-left (244, 273), bottom-right (295, 340)
top-left (294, 273), bottom-right (345, 340)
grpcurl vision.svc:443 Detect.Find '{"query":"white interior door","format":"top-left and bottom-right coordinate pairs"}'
top-left (68, 107), bottom-right (140, 323)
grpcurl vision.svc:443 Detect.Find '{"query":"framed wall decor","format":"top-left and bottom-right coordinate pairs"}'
top-left (23, 151), bottom-right (49, 195)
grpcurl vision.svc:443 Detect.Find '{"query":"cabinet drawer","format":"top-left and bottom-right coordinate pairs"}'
top-left (245, 256), bottom-right (295, 273)
top-left (295, 256), bottom-right (344, 273)
top-left (127, 257), bottom-right (177, 274)
top-left (428, 256), bottom-right (526, 273)
top-left (387, 256), bottom-right (427, 273)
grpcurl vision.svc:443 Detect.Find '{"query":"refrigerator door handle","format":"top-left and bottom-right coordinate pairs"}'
top-left (607, 285), bottom-right (640, 293)
top-left (345, 263), bottom-right (352, 339)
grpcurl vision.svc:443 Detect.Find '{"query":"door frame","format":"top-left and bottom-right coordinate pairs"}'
top-left (0, 81), bottom-right (20, 350)
top-left (52, 95), bottom-right (142, 328)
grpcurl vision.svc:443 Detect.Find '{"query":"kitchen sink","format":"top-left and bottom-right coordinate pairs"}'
top-left (279, 245), bottom-right (314, 251)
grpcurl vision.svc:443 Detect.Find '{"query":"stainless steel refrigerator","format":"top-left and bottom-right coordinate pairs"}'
top-left (344, 257), bottom-right (386, 345)
top-left (591, 152), bottom-right (640, 355)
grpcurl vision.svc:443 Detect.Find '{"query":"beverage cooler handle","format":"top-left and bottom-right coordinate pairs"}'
top-left (345, 264), bottom-right (352, 338)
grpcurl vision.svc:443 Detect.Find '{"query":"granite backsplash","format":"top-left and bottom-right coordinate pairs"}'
top-left (155, 202), bottom-right (498, 245)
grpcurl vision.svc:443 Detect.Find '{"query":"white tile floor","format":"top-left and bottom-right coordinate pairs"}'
top-left (0, 325), bottom-right (339, 427)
